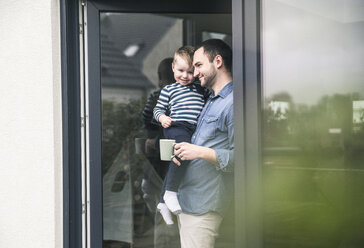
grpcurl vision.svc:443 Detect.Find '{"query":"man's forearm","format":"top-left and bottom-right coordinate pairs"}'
top-left (198, 146), bottom-right (219, 167)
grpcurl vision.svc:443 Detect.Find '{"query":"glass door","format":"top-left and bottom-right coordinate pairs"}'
top-left (84, 1), bottom-right (232, 247)
top-left (101, 13), bottom-right (186, 248)
top-left (261, 1), bottom-right (364, 247)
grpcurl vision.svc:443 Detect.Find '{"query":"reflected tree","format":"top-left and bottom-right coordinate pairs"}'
top-left (102, 98), bottom-right (147, 176)
top-left (263, 91), bottom-right (364, 247)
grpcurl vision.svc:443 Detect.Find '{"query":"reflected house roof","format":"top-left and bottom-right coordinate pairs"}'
top-left (101, 34), bottom-right (155, 89)
top-left (100, 13), bottom-right (179, 90)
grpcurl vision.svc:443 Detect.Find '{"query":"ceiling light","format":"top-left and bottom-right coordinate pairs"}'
top-left (123, 44), bottom-right (140, 57)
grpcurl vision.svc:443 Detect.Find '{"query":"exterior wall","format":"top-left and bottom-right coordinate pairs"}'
top-left (0, 1), bottom-right (62, 247)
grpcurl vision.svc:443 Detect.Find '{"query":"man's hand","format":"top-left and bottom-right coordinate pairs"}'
top-left (159, 115), bottom-right (174, 128)
top-left (173, 142), bottom-right (218, 167)
top-left (173, 142), bottom-right (200, 165)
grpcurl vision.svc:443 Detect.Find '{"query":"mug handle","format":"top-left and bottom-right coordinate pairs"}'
top-left (170, 143), bottom-right (177, 159)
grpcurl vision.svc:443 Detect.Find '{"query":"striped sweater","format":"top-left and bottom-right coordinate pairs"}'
top-left (153, 82), bottom-right (206, 125)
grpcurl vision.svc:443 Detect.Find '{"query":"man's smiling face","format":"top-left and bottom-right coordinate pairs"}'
top-left (193, 47), bottom-right (217, 88)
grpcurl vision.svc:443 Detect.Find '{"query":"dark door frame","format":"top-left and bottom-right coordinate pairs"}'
top-left (61, 0), bottom-right (83, 248)
top-left (233, 0), bottom-right (263, 247)
top-left (61, 0), bottom-right (262, 247)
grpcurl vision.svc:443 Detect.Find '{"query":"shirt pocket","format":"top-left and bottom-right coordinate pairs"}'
top-left (199, 115), bottom-right (219, 139)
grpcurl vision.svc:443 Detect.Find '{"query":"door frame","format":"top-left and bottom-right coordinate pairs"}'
top-left (61, 0), bottom-right (83, 247)
top-left (61, 0), bottom-right (262, 247)
top-left (233, 0), bottom-right (263, 246)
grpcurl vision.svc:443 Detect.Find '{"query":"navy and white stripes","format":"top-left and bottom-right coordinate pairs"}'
top-left (153, 82), bottom-right (206, 125)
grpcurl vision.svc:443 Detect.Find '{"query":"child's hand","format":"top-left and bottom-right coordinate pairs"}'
top-left (159, 115), bottom-right (174, 128)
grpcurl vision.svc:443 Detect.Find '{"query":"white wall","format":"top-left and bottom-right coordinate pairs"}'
top-left (0, 1), bottom-right (63, 247)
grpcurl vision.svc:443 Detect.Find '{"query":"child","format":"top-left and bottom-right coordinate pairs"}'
top-left (153, 46), bottom-right (207, 224)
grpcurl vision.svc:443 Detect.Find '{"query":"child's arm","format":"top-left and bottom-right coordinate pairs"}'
top-left (153, 86), bottom-right (174, 128)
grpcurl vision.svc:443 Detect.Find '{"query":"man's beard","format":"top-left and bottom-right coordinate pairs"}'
top-left (202, 67), bottom-right (217, 89)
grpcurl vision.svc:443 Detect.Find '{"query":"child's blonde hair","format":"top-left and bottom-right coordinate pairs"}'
top-left (173, 45), bottom-right (195, 67)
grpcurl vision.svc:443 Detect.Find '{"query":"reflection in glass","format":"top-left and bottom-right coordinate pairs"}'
top-left (262, 1), bottom-right (364, 247)
top-left (101, 13), bottom-right (182, 248)
top-left (100, 12), bottom-right (233, 248)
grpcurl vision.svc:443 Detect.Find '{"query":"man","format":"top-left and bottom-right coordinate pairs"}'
top-left (173, 39), bottom-right (234, 248)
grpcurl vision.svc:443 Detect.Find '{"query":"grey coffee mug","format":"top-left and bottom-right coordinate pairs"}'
top-left (159, 139), bottom-right (176, 161)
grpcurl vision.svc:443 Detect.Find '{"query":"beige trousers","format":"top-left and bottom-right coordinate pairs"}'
top-left (177, 211), bottom-right (223, 248)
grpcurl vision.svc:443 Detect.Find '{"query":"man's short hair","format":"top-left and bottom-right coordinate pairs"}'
top-left (197, 39), bottom-right (232, 73)
top-left (173, 45), bottom-right (196, 67)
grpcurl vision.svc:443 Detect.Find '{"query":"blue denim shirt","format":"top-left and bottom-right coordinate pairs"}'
top-left (178, 82), bottom-right (234, 216)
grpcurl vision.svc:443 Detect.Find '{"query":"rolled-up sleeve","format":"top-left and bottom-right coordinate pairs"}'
top-left (216, 103), bottom-right (234, 172)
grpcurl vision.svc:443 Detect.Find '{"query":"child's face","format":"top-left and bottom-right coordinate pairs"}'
top-left (172, 55), bottom-right (195, 86)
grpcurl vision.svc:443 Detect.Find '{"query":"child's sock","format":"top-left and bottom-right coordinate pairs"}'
top-left (157, 203), bottom-right (174, 225)
top-left (163, 190), bottom-right (182, 215)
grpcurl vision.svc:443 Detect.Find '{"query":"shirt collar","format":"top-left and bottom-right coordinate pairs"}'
top-left (210, 81), bottom-right (233, 99)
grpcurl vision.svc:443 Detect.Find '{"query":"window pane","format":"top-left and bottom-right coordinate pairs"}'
top-left (262, 1), bottom-right (364, 247)
top-left (100, 12), bottom-right (233, 248)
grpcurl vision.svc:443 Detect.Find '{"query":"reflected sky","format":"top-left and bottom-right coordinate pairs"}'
top-left (262, 0), bottom-right (364, 105)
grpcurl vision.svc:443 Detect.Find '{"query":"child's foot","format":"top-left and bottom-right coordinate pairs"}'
top-left (163, 190), bottom-right (182, 215)
top-left (157, 203), bottom-right (174, 225)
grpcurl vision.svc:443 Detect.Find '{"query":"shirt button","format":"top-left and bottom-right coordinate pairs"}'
top-left (202, 118), bottom-right (204, 120)
top-left (193, 136), bottom-right (196, 138)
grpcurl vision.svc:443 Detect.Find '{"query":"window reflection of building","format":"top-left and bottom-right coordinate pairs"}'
top-left (100, 13), bottom-right (183, 104)
top-left (101, 13), bottom-right (184, 247)
top-left (268, 101), bottom-right (289, 120)
top-left (353, 100), bottom-right (364, 132)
